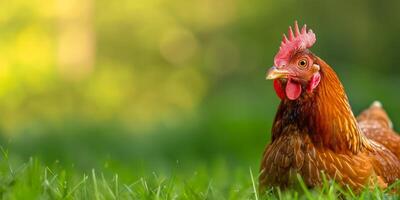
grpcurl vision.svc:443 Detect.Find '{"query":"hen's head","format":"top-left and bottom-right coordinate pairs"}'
top-left (266, 21), bottom-right (321, 100)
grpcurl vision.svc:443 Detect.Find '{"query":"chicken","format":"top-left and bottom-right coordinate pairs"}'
top-left (259, 21), bottom-right (400, 192)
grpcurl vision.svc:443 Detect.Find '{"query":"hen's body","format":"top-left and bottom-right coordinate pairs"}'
top-left (260, 58), bottom-right (400, 191)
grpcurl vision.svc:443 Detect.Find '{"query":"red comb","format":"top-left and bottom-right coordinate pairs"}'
top-left (274, 21), bottom-right (316, 67)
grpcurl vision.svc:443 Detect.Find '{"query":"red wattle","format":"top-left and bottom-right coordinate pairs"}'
top-left (307, 72), bottom-right (321, 93)
top-left (285, 78), bottom-right (302, 100)
top-left (273, 79), bottom-right (286, 100)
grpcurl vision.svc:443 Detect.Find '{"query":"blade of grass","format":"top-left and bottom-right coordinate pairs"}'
top-left (92, 169), bottom-right (101, 200)
top-left (65, 175), bottom-right (88, 198)
top-left (249, 167), bottom-right (259, 200)
top-left (101, 173), bottom-right (116, 199)
top-left (114, 174), bottom-right (119, 200)
top-left (296, 174), bottom-right (314, 200)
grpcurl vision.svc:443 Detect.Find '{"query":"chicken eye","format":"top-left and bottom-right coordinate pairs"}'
top-left (298, 59), bottom-right (308, 69)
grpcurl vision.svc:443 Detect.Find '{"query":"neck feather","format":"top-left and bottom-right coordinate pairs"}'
top-left (272, 58), bottom-right (371, 153)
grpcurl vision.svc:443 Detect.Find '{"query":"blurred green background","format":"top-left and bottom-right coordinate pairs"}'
top-left (1, 0), bottom-right (400, 177)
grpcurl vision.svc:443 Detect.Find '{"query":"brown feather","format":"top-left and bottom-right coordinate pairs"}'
top-left (357, 103), bottom-right (400, 158)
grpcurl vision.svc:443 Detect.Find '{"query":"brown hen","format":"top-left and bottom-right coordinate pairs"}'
top-left (259, 22), bottom-right (400, 192)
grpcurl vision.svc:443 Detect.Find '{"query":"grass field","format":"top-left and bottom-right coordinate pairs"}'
top-left (0, 120), bottom-right (398, 199)
top-left (1, 146), bottom-right (399, 200)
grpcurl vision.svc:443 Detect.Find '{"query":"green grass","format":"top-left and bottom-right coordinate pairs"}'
top-left (0, 148), bottom-right (399, 199)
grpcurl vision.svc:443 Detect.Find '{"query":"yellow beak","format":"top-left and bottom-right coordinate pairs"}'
top-left (266, 66), bottom-right (290, 80)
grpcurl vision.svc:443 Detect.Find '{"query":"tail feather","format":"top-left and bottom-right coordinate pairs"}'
top-left (357, 101), bottom-right (393, 129)
top-left (357, 101), bottom-right (400, 159)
